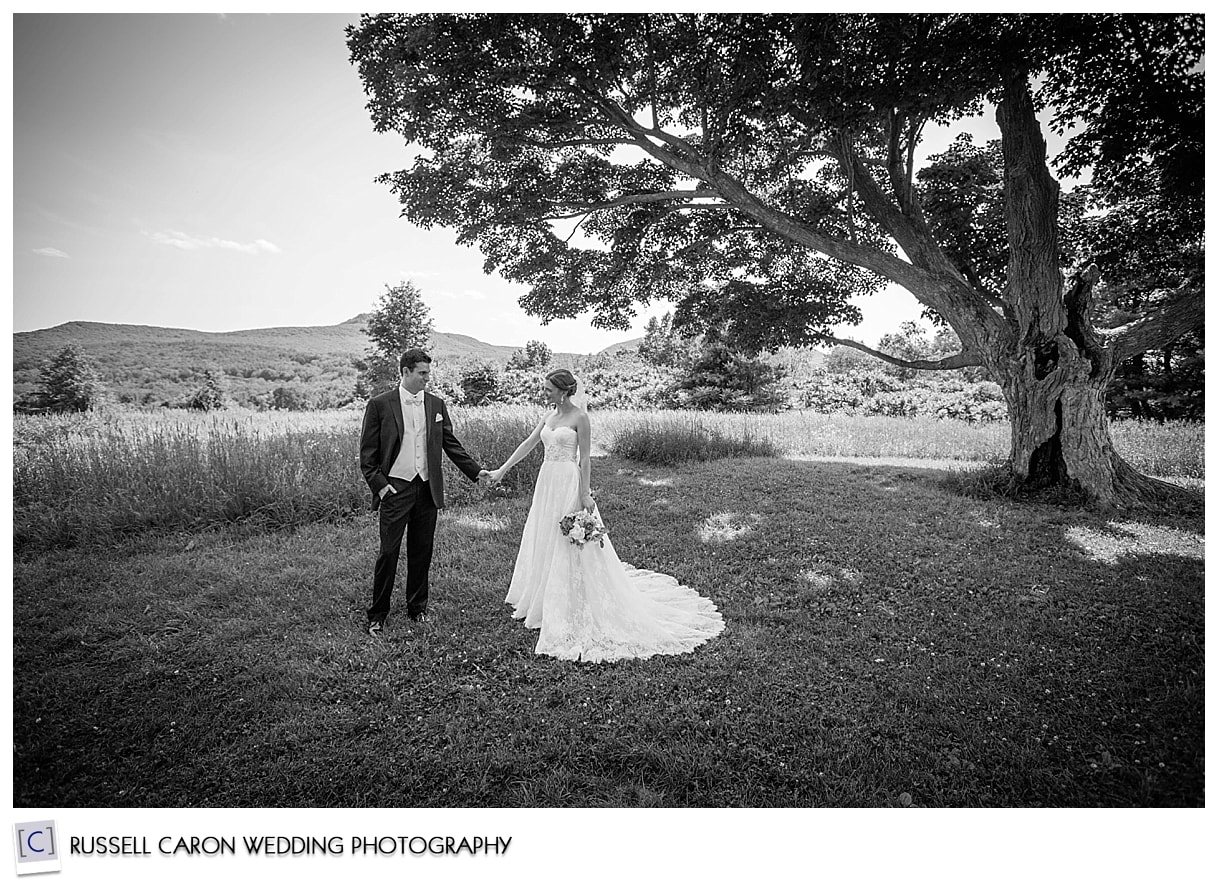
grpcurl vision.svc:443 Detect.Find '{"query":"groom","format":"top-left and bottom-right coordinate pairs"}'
top-left (359, 349), bottom-right (487, 635)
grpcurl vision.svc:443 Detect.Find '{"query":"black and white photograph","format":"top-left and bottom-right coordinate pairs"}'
top-left (7, 10), bottom-right (1207, 879)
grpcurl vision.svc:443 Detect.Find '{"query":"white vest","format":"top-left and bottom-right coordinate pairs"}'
top-left (388, 388), bottom-right (430, 481)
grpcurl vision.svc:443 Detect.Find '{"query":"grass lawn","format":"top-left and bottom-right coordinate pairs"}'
top-left (13, 455), bottom-right (1203, 807)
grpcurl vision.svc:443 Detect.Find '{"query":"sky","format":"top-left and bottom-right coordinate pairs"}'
top-left (12, 13), bottom-right (1075, 353)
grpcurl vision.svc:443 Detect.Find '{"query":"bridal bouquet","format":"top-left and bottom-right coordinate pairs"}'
top-left (560, 510), bottom-right (608, 548)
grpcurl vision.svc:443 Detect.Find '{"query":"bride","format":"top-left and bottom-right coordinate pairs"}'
top-left (488, 369), bottom-right (725, 662)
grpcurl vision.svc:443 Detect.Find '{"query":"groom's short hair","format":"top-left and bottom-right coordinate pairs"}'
top-left (399, 349), bottom-right (432, 373)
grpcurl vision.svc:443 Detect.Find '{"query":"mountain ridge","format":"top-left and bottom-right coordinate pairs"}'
top-left (15, 317), bottom-right (572, 353)
top-left (13, 316), bottom-right (638, 407)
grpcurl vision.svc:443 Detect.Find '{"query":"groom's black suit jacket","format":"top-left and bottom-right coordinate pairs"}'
top-left (359, 388), bottom-right (482, 511)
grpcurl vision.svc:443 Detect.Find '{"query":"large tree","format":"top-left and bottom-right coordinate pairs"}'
top-left (355, 280), bottom-right (435, 397)
top-left (348, 13), bottom-right (1203, 507)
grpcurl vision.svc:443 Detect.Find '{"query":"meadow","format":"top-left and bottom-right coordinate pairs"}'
top-left (12, 406), bottom-right (1203, 550)
top-left (11, 406), bottom-right (1204, 807)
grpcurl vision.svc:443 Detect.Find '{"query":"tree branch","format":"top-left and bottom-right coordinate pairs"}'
top-left (1062, 263), bottom-right (1106, 361)
top-left (960, 262), bottom-right (990, 299)
top-left (539, 189), bottom-right (725, 220)
top-left (541, 203), bottom-right (741, 221)
top-left (659, 204), bottom-right (741, 212)
top-left (904, 115), bottom-right (924, 213)
top-left (886, 108), bottom-right (909, 213)
top-left (563, 214), bottom-right (589, 243)
top-left (1104, 279), bottom-right (1204, 363)
top-left (589, 93), bottom-right (713, 175)
top-left (588, 92), bottom-right (1005, 332)
top-left (845, 140), bottom-right (954, 277)
top-left (505, 136), bottom-right (635, 149)
top-left (814, 334), bottom-right (984, 370)
top-left (960, 264), bottom-right (1008, 312)
top-left (611, 106), bottom-right (702, 159)
top-left (839, 146), bottom-right (1004, 332)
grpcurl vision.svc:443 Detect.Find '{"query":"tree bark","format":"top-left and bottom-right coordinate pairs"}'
top-left (976, 72), bottom-right (1195, 509)
top-left (989, 273), bottom-right (1188, 510)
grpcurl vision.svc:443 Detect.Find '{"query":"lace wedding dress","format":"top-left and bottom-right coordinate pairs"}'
top-left (505, 425), bottom-right (725, 662)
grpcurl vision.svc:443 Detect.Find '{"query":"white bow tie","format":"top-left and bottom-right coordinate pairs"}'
top-left (405, 393), bottom-right (424, 406)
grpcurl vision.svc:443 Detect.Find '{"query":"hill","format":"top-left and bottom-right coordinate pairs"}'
top-left (598, 336), bottom-right (642, 357)
top-left (12, 316), bottom-right (586, 408)
top-left (14, 317), bottom-right (829, 409)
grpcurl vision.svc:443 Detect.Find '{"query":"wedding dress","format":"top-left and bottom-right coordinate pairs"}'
top-left (505, 424), bottom-right (725, 662)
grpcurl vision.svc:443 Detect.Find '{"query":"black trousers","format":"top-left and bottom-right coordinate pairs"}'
top-left (368, 475), bottom-right (438, 623)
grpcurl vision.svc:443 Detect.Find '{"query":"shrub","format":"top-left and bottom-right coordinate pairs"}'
top-left (670, 340), bottom-right (787, 412)
top-left (822, 345), bottom-right (876, 375)
top-left (271, 385), bottom-right (309, 411)
top-left (459, 362), bottom-right (500, 405)
top-left (609, 414), bottom-right (781, 465)
top-left (496, 368), bottom-right (549, 406)
top-left (576, 361), bottom-right (676, 409)
top-left (184, 370), bottom-right (226, 411)
top-left (799, 368), bottom-right (1008, 422)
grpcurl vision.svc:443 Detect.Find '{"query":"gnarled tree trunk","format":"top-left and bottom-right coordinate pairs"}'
top-left (964, 72), bottom-right (1192, 510)
top-left (994, 355), bottom-right (1185, 508)
top-left (985, 268), bottom-right (1186, 509)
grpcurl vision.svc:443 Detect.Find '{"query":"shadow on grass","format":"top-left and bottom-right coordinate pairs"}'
top-left (938, 457), bottom-right (1204, 524)
top-left (12, 457), bottom-right (1203, 808)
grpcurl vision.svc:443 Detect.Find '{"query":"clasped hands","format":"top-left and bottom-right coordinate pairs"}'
top-left (479, 467), bottom-right (507, 486)
top-left (478, 468), bottom-right (593, 511)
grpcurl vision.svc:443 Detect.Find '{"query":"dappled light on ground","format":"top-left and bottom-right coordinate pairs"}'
top-left (1064, 521), bottom-right (1203, 566)
top-left (971, 511), bottom-right (1001, 529)
top-left (638, 476), bottom-right (674, 487)
top-left (443, 512), bottom-right (511, 534)
top-left (801, 570), bottom-right (834, 590)
top-left (696, 512), bottom-right (761, 543)
top-left (799, 566), bottom-right (864, 590)
top-left (780, 453), bottom-right (990, 472)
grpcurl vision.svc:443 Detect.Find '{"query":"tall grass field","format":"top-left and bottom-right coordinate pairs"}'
top-left (12, 406), bottom-right (1203, 549)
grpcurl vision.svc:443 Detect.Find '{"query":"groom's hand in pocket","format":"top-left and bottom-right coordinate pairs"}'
top-left (379, 484), bottom-right (397, 499)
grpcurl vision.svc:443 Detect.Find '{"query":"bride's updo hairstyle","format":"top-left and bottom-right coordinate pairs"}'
top-left (546, 369), bottom-right (578, 399)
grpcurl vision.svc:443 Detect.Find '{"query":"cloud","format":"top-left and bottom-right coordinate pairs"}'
top-left (32, 247), bottom-right (70, 258)
top-left (145, 230), bottom-right (281, 255)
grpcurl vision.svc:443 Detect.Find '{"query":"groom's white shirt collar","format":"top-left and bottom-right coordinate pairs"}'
top-left (399, 386), bottom-right (425, 405)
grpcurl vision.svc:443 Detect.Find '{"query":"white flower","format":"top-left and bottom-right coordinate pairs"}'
top-left (569, 526), bottom-right (586, 542)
